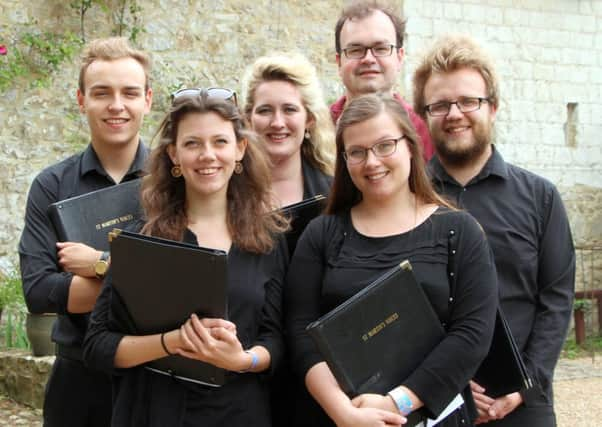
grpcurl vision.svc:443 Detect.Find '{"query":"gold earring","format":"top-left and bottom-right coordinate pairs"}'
top-left (234, 161), bottom-right (243, 174)
top-left (171, 165), bottom-right (182, 178)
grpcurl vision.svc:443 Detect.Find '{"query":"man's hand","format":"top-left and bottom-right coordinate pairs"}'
top-left (57, 242), bottom-right (101, 277)
top-left (471, 381), bottom-right (523, 423)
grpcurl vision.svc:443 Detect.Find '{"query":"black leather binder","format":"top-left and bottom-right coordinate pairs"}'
top-left (47, 179), bottom-right (143, 251)
top-left (280, 194), bottom-right (326, 255)
top-left (474, 308), bottom-right (533, 398)
top-left (306, 260), bottom-right (445, 425)
top-left (109, 229), bottom-right (228, 386)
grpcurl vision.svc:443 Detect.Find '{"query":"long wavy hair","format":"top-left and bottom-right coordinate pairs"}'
top-left (241, 52), bottom-right (335, 175)
top-left (141, 95), bottom-right (288, 253)
top-left (327, 94), bottom-right (453, 214)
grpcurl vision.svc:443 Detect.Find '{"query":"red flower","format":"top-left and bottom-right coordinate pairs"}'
top-left (0, 45), bottom-right (7, 55)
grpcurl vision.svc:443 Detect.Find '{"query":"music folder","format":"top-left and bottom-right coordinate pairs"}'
top-left (306, 260), bottom-right (445, 426)
top-left (48, 179), bottom-right (143, 251)
top-left (473, 308), bottom-right (533, 398)
top-left (280, 194), bottom-right (326, 255)
top-left (109, 229), bottom-right (228, 386)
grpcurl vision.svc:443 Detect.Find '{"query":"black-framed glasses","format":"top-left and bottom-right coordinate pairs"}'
top-left (341, 44), bottom-right (396, 59)
top-left (171, 87), bottom-right (237, 106)
top-left (343, 136), bottom-right (404, 165)
top-left (424, 97), bottom-right (490, 117)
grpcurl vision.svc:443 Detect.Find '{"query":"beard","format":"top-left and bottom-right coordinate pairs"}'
top-left (431, 119), bottom-right (493, 168)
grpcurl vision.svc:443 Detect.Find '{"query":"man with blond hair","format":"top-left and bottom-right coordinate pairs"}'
top-left (413, 34), bottom-right (574, 426)
top-left (19, 37), bottom-right (152, 426)
top-left (330, 0), bottom-right (434, 161)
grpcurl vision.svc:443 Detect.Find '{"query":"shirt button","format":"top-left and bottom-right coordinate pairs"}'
top-left (451, 249), bottom-right (456, 255)
top-left (449, 230), bottom-right (455, 236)
top-left (449, 297), bottom-right (453, 303)
top-left (449, 272), bottom-right (454, 277)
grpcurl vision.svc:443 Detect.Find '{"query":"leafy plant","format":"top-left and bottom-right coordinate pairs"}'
top-left (0, 272), bottom-right (29, 349)
top-left (573, 298), bottom-right (593, 312)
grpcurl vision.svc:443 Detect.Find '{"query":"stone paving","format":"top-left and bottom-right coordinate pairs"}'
top-left (0, 357), bottom-right (600, 426)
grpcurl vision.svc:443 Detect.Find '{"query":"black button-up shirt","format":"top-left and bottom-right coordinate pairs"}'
top-left (430, 146), bottom-right (575, 413)
top-left (18, 142), bottom-right (148, 349)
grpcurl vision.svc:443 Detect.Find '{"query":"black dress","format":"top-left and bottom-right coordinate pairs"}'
top-left (84, 228), bottom-right (288, 427)
top-left (286, 208), bottom-right (498, 426)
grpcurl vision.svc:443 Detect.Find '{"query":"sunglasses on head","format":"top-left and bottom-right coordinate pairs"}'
top-left (170, 87), bottom-right (237, 105)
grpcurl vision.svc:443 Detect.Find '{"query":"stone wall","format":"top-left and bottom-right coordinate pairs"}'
top-left (0, 350), bottom-right (52, 409)
top-left (1, 1), bottom-right (601, 290)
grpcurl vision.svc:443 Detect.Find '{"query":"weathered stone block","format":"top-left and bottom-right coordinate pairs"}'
top-left (0, 350), bottom-right (53, 409)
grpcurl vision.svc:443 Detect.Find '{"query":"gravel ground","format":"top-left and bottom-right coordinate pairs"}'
top-left (1, 357), bottom-right (600, 426)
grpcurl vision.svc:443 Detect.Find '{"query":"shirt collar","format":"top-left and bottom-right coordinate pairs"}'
top-left (429, 144), bottom-right (509, 186)
top-left (80, 140), bottom-right (149, 180)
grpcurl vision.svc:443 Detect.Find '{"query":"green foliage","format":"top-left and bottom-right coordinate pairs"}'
top-left (0, 30), bottom-right (81, 91)
top-left (563, 336), bottom-right (602, 359)
top-left (573, 298), bottom-right (593, 312)
top-left (0, 272), bottom-right (29, 350)
top-left (0, 272), bottom-right (24, 310)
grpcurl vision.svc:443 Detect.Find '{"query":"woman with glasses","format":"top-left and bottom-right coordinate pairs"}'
top-left (84, 90), bottom-right (288, 426)
top-left (286, 94), bottom-right (498, 427)
top-left (242, 52), bottom-right (335, 207)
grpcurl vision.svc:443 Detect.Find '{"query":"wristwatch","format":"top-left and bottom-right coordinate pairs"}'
top-left (94, 251), bottom-right (110, 279)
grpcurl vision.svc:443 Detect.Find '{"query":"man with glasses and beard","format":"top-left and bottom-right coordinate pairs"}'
top-left (413, 34), bottom-right (575, 426)
top-left (330, 0), bottom-right (434, 161)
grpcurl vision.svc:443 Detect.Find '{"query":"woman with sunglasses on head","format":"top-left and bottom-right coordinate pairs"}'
top-left (84, 89), bottom-right (288, 427)
top-left (286, 94), bottom-right (498, 427)
top-left (242, 52), bottom-right (335, 207)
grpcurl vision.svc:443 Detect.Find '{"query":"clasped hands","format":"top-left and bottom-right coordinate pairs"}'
top-left (333, 393), bottom-right (406, 427)
top-left (470, 381), bottom-right (523, 424)
top-left (166, 314), bottom-right (252, 372)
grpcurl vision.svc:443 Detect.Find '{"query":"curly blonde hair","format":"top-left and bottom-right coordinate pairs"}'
top-left (241, 52), bottom-right (335, 175)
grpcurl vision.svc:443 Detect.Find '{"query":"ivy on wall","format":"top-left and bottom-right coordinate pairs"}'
top-left (0, 0), bottom-right (144, 93)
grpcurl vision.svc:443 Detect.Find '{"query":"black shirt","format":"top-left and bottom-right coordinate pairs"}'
top-left (430, 146), bottom-right (575, 417)
top-left (18, 143), bottom-right (148, 348)
top-left (83, 228), bottom-right (288, 427)
top-left (286, 208), bottom-right (498, 425)
top-left (301, 158), bottom-right (332, 199)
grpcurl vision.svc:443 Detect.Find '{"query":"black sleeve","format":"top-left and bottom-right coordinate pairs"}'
top-left (403, 214), bottom-right (499, 417)
top-left (521, 185), bottom-right (575, 405)
top-left (83, 272), bottom-right (126, 375)
top-left (253, 236), bottom-right (289, 373)
top-left (285, 216), bottom-right (331, 379)
top-left (18, 173), bottom-right (73, 314)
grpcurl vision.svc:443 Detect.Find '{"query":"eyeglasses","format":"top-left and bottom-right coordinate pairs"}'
top-left (343, 136), bottom-right (404, 165)
top-left (171, 87), bottom-right (237, 105)
top-left (424, 97), bottom-right (490, 117)
top-left (341, 44), bottom-right (396, 60)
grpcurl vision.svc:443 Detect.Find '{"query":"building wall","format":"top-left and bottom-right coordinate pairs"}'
top-left (1, 1), bottom-right (601, 289)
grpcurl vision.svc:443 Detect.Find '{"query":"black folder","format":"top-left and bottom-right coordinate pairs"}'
top-left (109, 229), bottom-right (228, 386)
top-left (306, 260), bottom-right (445, 426)
top-left (48, 179), bottom-right (143, 251)
top-left (473, 308), bottom-right (532, 398)
top-left (280, 194), bottom-right (326, 255)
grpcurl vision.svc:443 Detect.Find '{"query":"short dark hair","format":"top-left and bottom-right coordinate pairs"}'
top-left (334, 0), bottom-right (406, 53)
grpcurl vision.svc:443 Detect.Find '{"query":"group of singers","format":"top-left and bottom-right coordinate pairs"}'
top-left (18, 1), bottom-right (575, 427)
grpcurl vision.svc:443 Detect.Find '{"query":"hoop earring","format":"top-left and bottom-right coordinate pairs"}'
top-left (234, 161), bottom-right (243, 175)
top-left (171, 165), bottom-right (182, 178)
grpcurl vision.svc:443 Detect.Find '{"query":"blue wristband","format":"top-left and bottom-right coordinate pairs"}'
top-left (388, 388), bottom-right (413, 416)
top-left (239, 350), bottom-right (258, 373)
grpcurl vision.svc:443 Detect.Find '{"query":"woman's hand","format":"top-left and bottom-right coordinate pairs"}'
top-left (352, 393), bottom-right (399, 414)
top-left (336, 406), bottom-right (405, 427)
top-left (176, 314), bottom-right (249, 371)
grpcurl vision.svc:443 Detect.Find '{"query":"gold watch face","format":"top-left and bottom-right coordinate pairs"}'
top-left (95, 260), bottom-right (109, 277)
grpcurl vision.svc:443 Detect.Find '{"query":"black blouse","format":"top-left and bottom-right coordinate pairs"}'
top-left (84, 228), bottom-right (288, 427)
top-left (285, 208), bottom-right (498, 424)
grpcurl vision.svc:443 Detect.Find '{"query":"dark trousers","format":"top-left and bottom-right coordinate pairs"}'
top-left (43, 355), bottom-right (112, 427)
